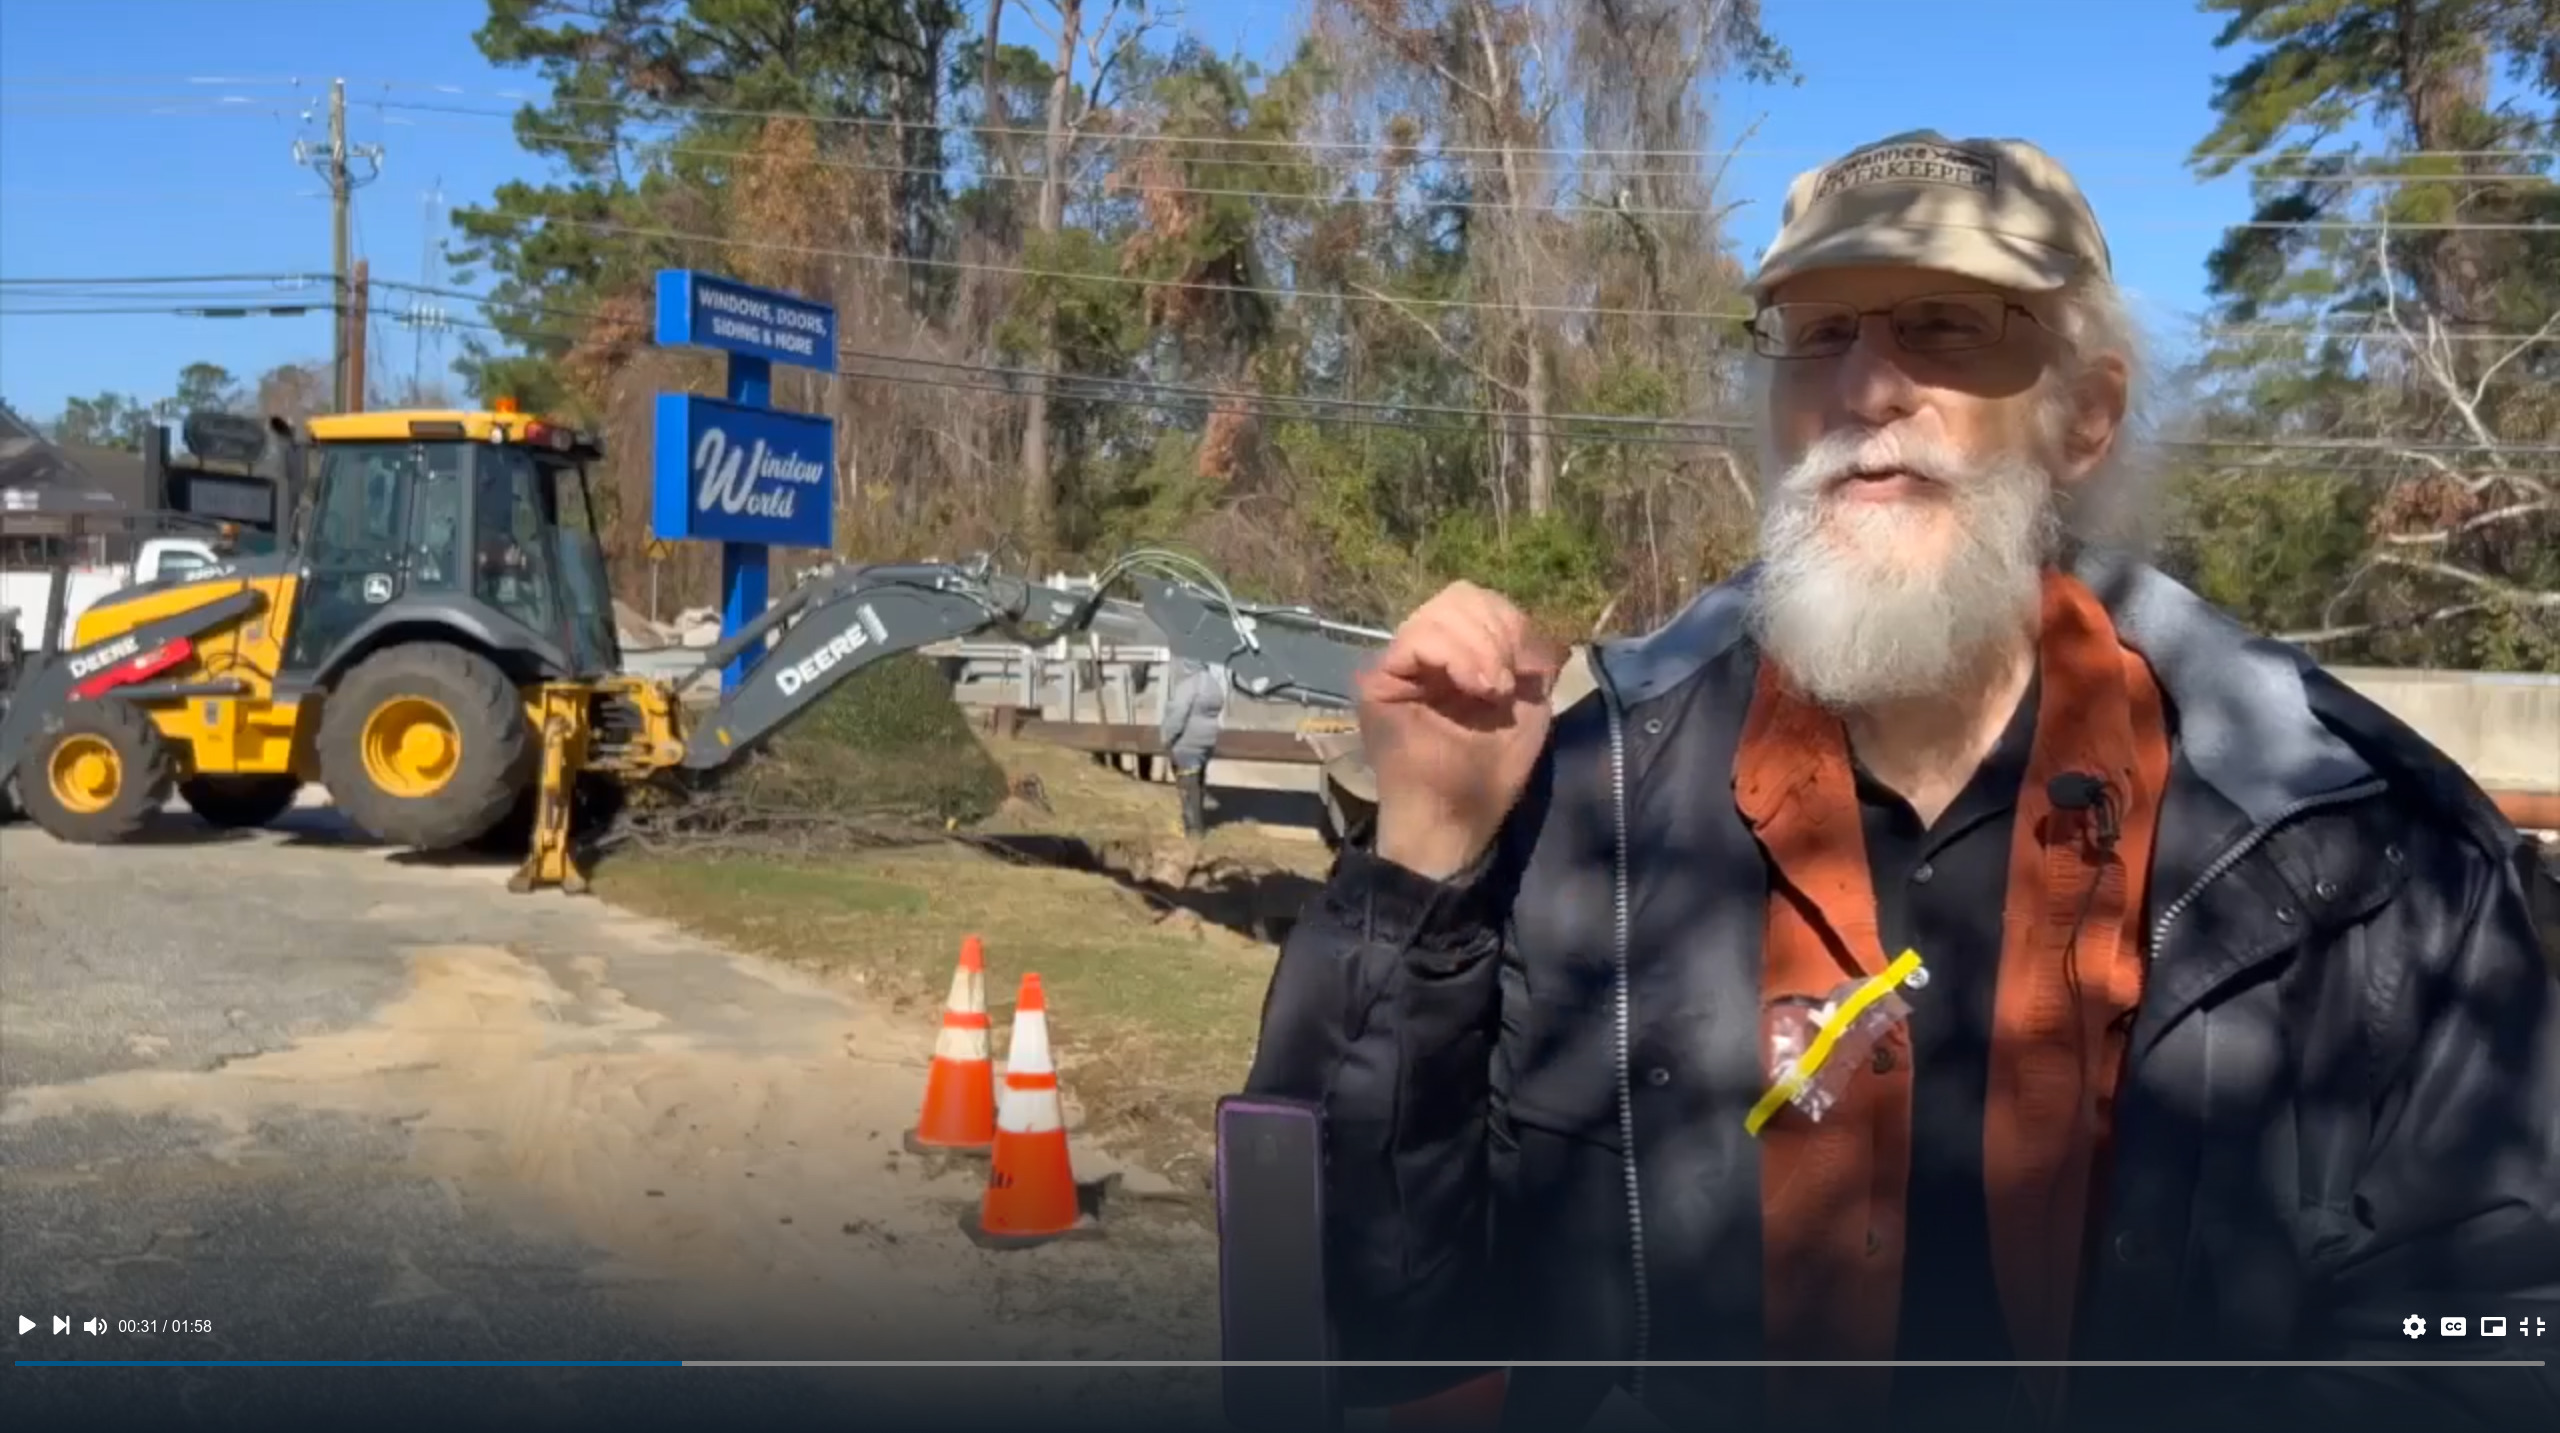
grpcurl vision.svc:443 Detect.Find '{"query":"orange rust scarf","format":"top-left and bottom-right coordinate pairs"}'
top-left (1733, 569), bottom-right (2173, 1427)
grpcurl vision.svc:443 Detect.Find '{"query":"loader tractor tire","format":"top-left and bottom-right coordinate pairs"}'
top-left (181, 774), bottom-right (303, 830)
top-left (16, 699), bottom-right (176, 844)
top-left (319, 644), bottom-right (534, 852)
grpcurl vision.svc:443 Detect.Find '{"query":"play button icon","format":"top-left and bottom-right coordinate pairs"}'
top-left (15, 1315), bottom-right (30, 1335)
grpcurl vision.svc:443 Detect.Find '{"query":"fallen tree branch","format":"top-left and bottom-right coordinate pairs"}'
top-left (2380, 498), bottom-right (2558, 545)
top-left (2369, 552), bottom-right (2560, 608)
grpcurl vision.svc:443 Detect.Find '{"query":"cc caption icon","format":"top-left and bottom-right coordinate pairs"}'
top-left (2403, 1315), bottom-right (2429, 1338)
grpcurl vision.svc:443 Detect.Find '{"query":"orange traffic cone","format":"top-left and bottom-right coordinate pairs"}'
top-left (905, 936), bottom-right (997, 1156)
top-left (961, 973), bottom-right (1097, 1249)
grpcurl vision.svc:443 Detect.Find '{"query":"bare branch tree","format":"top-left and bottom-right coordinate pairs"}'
top-left (2314, 218), bottom-right (2560, 655)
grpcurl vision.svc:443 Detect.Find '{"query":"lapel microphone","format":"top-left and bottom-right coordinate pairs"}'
top-left (2046, 771), bottom-right (2121, 851)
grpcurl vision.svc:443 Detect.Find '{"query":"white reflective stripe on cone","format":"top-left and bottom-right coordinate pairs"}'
top-left (935, 1023), bottom-right (990, 1061)
top-left (997, 1081), bottom-right (1065, 1135)
top-left (946, 965), bottom-right (984, 1014)
top-left (1008, 1009), bottom-right (1054, 1076)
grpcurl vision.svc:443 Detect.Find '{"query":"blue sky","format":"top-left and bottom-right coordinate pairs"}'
top-left (0, 0), bottom-right (2260, 423)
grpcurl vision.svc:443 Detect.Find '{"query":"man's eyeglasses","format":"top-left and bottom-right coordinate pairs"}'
top-left (1746, 292), bottom-right (2050, 360)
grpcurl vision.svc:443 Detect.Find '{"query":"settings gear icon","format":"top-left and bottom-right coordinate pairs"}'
top-left (2403, 1315), bottom-right (2430, 1338)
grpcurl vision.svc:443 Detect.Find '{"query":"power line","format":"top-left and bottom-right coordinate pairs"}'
top-left (9, 99), bottom-right (2551, 238)
top-left (12, 290), bottom-right (2554, 475)
top-left (0, 74), bottom-right (319, 89)
top-left (0, 188), bottom-right (328, 202)
top-left (20, 71), bottom-right (2560, 181)
top-left (354, 80), bottom-right (2560, 170)
top-left (346, 107), bottom-right (2560, 228)
top-left (0, 302), bottom-right (321, 318)
top-left (11, 80), bottom-right (2556, 197)
top-left (415, 307), bottom-right (2560, 469)
top-left (428, 210), bottom-right (2560, 332)
top-left (512, 212), bottom-right (1745, 320)
top-left (0, 271), bottom-right (319, 286)
top-left (16, 263), bottom-right (2540, 348)
top-left (10, 263), bottom-right (2549, 355)
top-left (0, 100), bottom-right (318, 121)
top-left (353, 96), bottom-right (2560, 226)
top-left (361, 277), bottom-right (2560, 463)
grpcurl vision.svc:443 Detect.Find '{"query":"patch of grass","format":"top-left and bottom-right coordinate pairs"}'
top-left (631, 860), bottom-right (930, 919)
top-left (718, 655), bottom-right (1011, 825)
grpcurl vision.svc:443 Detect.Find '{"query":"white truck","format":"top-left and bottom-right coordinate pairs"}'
top-left (1, 535), bottom-right (225, 658)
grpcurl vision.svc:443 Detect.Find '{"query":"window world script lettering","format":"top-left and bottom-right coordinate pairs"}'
top-left (692, 426), bottom-right (827, 521)
top-left (697, 285), bottom-right (827, 360)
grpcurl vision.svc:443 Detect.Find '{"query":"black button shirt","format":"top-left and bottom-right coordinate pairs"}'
top-left (1852, 670), bottom-right (2041, 1430)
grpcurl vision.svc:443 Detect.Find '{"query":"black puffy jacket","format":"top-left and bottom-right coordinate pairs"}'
top-left (1246, 553), bottom-right (2560, 1433)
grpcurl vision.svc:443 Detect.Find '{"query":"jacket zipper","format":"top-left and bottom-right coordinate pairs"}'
top-left (2122, 777), bottom-right (2383, 1389)
top-left (1591, 645), bottom-right (1653, 1397)
top-left (2145, 780), bottom-right (2388, 956)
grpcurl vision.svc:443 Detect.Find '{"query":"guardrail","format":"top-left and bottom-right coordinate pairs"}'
top-left (933, 638), bottom-right (2560, 830)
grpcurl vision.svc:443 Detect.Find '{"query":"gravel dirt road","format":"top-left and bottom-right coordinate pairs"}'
top-left (0, 803), bottom-right (1224, 1431)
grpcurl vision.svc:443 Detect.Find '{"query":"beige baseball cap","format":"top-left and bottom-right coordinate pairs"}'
top-left (1750, 130), bottom-right (2112, 300)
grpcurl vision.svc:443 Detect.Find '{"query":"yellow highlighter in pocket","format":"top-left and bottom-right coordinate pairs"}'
top-left (1745, 951), bottom-right (1928, 1137)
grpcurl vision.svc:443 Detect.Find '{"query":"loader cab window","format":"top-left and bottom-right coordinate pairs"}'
top-left (542, 455), bottom-right (620, 673)
top-left (464, 447), bottom-right (616, 675)
top-left (473, 447), bottom-right (559, 640)
top-left (403, 448), bottom-right (471, 595)
top-left (287, 441), bottom-right (445, 672)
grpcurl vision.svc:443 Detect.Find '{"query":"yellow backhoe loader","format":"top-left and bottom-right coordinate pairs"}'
top-left (0, 405), bottom-right (1380, 891)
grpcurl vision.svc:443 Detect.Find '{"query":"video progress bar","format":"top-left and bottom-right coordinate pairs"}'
top-left (14, 1359), bottom-right (2549, 1369)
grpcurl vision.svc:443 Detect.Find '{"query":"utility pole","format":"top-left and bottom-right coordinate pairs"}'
top-left (296, 78), bottom-right (383, 414)
top-left (347, 260), bottom-right (372, 412)
top-left (412, 179), bottom-right (444, 396)
top-left (330, 79), bottom-right (349, 410)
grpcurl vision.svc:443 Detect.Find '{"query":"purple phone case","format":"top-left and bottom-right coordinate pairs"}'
top-left (1215, 1095), bottom-right (1325, 1357)
top-left (1215, 1094), bottom-right (1336, 1430)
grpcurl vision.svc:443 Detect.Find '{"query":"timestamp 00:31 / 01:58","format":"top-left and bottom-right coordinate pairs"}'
top-left (114, 1318), bottom-right (217, 1336)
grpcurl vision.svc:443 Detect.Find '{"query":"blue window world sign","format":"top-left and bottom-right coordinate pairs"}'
top-left (650, 394), bottom-right (837, 550)
top-left (655, 270), bottom-right (839, 373)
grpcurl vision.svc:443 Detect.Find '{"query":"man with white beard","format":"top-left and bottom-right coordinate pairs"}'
top-left (1240, 132), bottom-right (2560, 1433)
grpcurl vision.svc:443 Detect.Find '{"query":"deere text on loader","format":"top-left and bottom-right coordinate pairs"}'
top-left (1, 404), bottom-right (1385, 893)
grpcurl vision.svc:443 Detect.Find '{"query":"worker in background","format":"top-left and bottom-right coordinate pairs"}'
top-left (1159, 655), bottom-right (1229, 839)
top-left (1244, 129), bottom-right (2560, 1433)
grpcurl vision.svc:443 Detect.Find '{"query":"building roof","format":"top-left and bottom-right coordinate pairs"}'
top-left (0, 406), bottom-right (128, 515)
top-left (58, 442), bottom-right (151, 508)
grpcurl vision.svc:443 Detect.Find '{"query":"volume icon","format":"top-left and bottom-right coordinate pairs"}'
top-left (82, 1316), bottom-right (104, 1336)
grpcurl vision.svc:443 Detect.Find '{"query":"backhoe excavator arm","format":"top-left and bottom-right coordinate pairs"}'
top-left (1126, 575), bottom-right (1384, 712)
top-left (671, 557), bottom-right (1391, 774)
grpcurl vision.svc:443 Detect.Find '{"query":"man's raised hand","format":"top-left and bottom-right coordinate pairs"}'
top-left (1355, 582), bottom-right (1564, 879)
